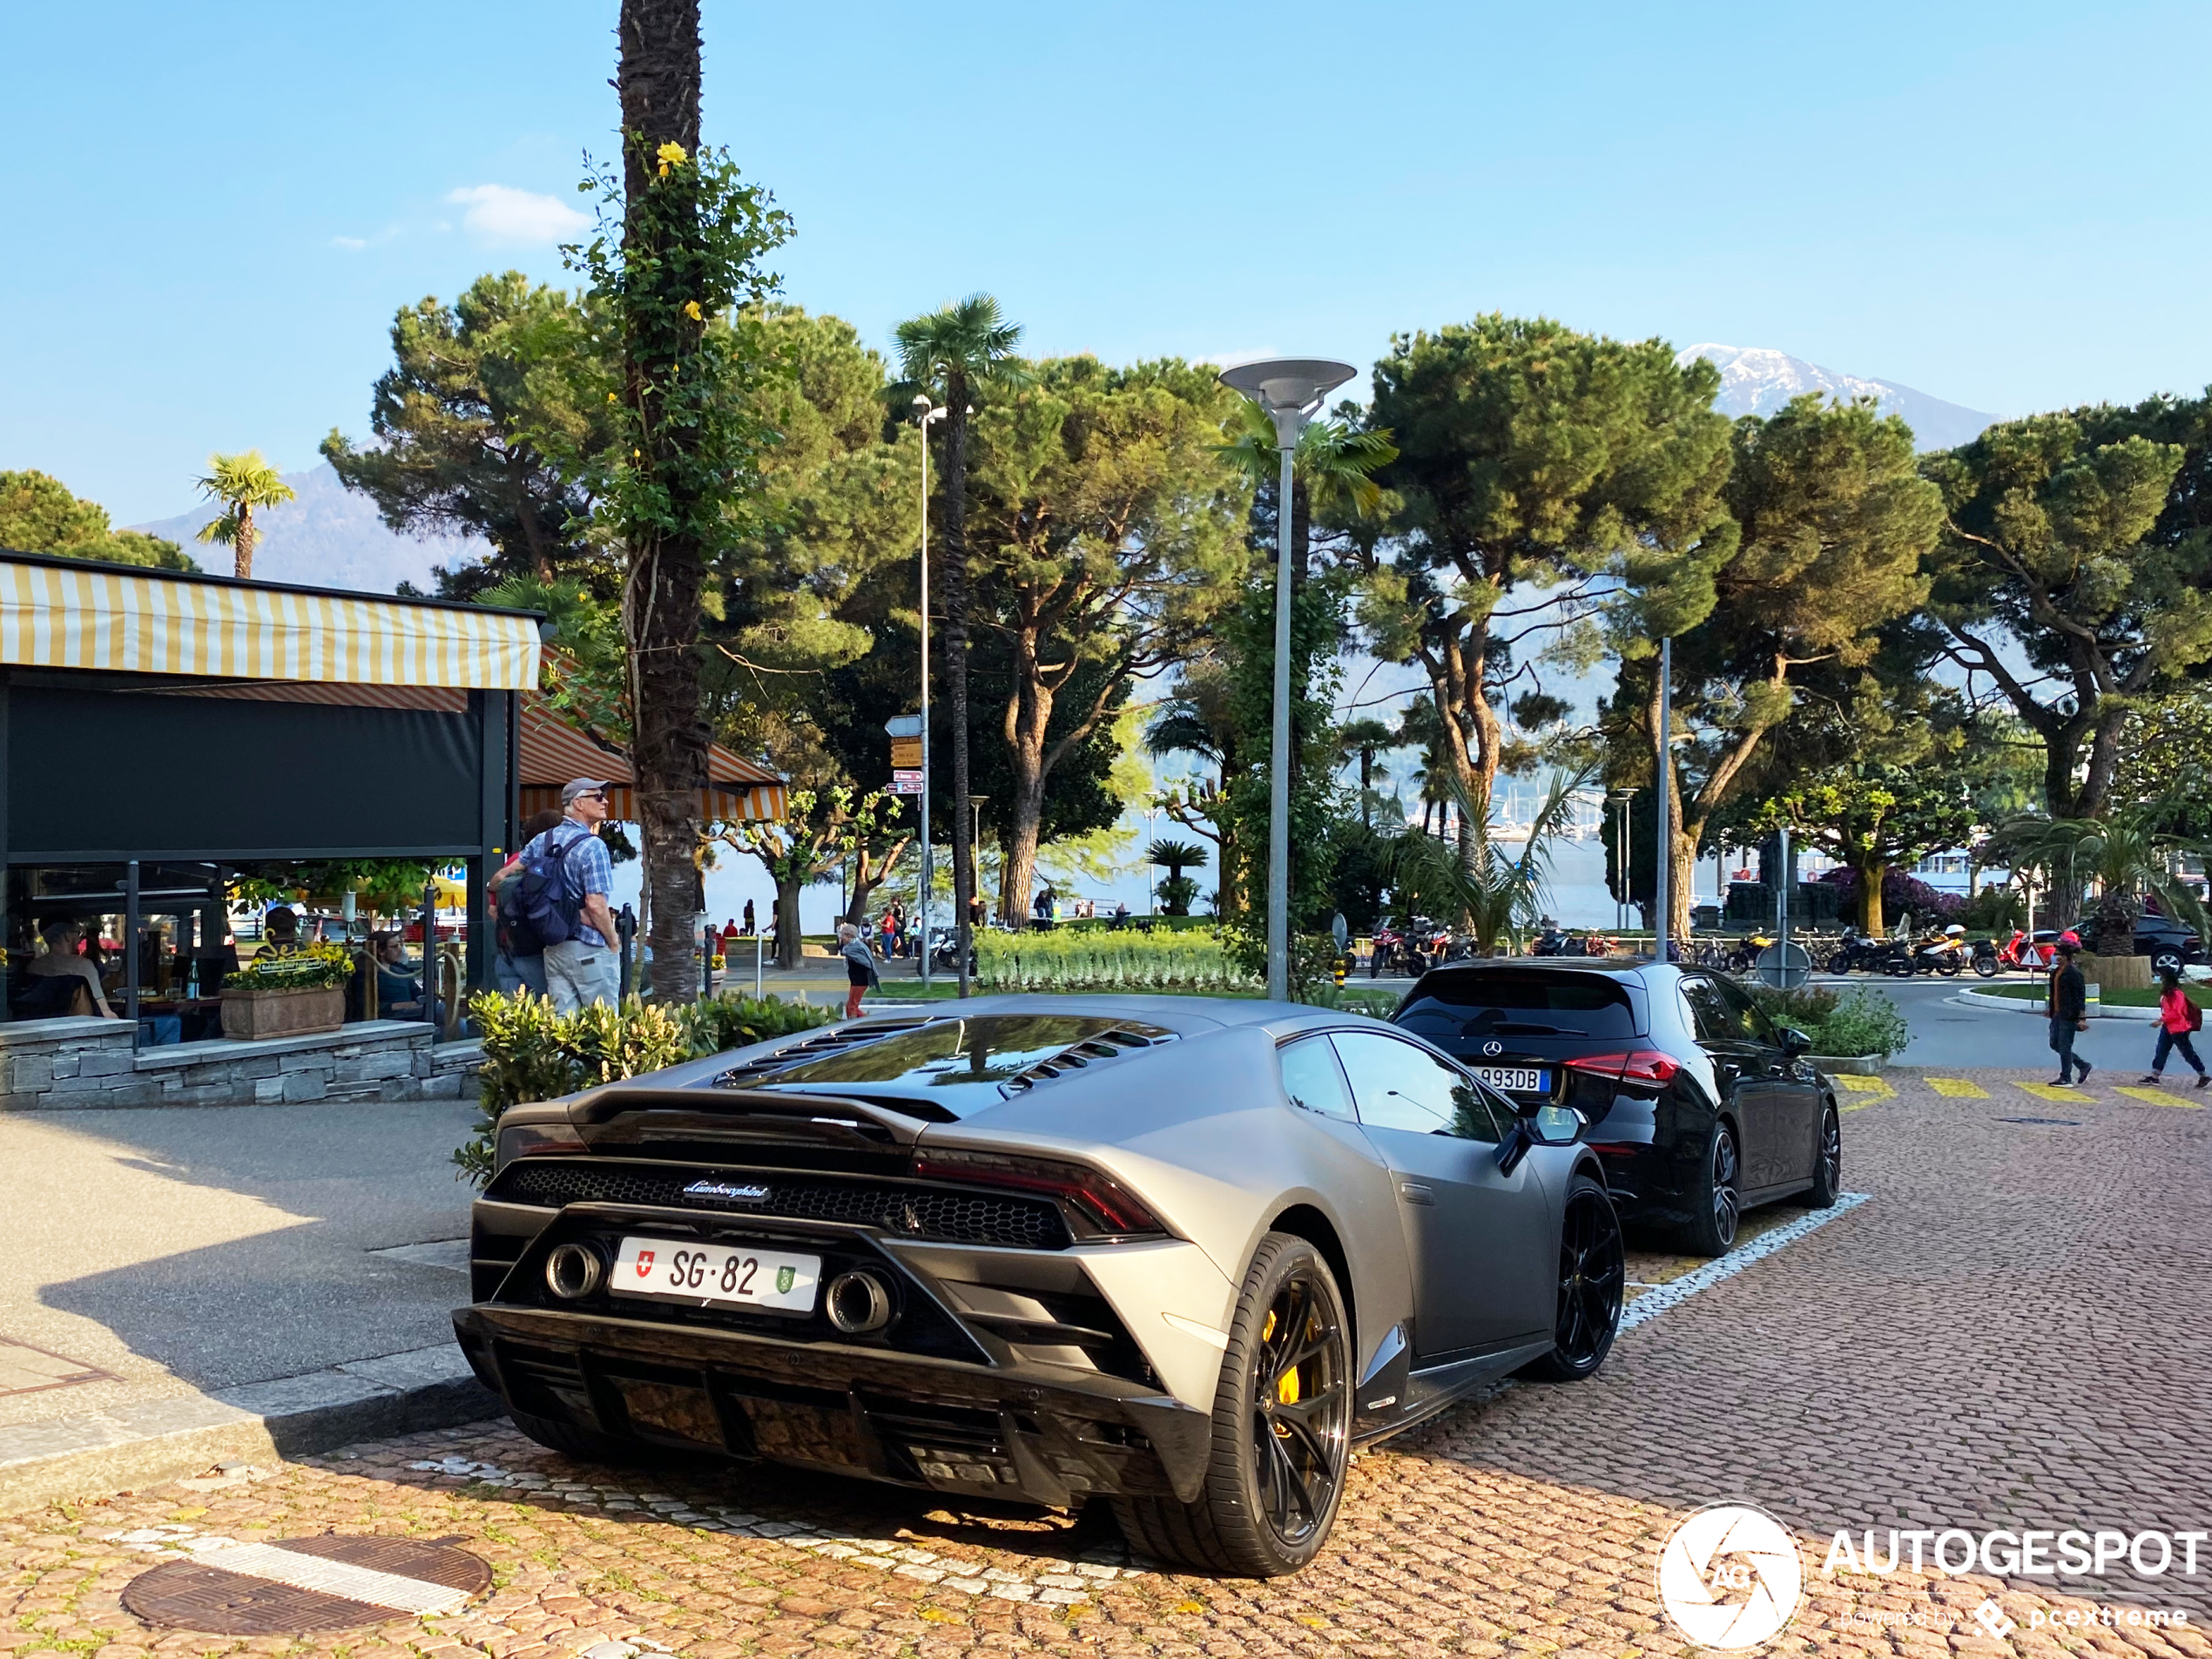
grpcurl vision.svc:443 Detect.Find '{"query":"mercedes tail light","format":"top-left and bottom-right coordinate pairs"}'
top-left (1564, 1050), bottom-right (1682, 1087)
top-left (914, 1148), bottom-right (1166, 1238)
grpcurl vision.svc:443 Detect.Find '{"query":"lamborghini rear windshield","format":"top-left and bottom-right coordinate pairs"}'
top-left (746, 1015), bottom-right (1154, 1109)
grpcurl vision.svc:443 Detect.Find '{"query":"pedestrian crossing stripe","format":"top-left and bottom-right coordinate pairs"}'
top-left (1925, 1078), bottom-right (1989, 1098)
top-left (2112, 1086), bottom-right (2205, 1109)
top-left (2017, 1082), bottom-right (2087, 1103)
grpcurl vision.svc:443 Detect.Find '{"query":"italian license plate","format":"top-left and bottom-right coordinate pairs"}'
top-left (610, 1237), bottom-right (819, 1313)
top-left (1473, 1065), bottom-right (1550, 1096)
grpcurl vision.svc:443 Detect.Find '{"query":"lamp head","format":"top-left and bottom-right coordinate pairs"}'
top-left (1217, 357), bottom-right (1358, 450)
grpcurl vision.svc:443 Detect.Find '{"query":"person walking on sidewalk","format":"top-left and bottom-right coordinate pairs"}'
top-left (2140, 967), bottom-right (2209, 1089)
top-left (2046, 941), bottom-right (2093, 1087)
top-left (538, 780), bottom-right (620, 1015)
top-left (838, 922), bottom-right (880, 1019)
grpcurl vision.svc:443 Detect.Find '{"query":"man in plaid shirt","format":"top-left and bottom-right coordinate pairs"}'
top-left (539, 778), bottom-right (621, 1013)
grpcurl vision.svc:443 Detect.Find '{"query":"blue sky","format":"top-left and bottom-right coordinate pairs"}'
top-left (5, 0), bottom-right (2209, 525)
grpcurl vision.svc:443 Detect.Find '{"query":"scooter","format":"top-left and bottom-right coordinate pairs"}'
top-left (1909, 925), bottom-right (1970, 977)
top-left (1727, 932), bottom-right (1776, 973)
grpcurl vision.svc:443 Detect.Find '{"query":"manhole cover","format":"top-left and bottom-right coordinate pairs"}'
top-left (124, 1535), bottom-right (489, 1633)
top-left (1996, 1116), bottom-right (2082, 1126)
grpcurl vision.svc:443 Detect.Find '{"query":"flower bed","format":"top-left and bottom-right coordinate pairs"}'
top-left (975, 927), bottom-right (1259, 995)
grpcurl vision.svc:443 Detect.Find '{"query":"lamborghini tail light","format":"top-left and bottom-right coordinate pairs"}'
top-left (912, 1148), bottom-right (1166, 1238)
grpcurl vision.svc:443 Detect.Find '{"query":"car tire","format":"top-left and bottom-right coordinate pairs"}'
top-left (2153, 948), bottom-right (2183, 979)
top-left (1517, 1175), bottom-right (1626, 1382)
top-left (1805, 1105), bottom-right (1842, 1208)
top-left (1684, 1123), bottom-right (1742, 1256)
top-left (1113, 1232), bottom-right (1352, 1577)
top-left (509, 1408), bottom-right (664, 1468)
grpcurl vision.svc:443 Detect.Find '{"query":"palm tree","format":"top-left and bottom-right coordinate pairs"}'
top-left (893, 296), bottom-right (1029, 991)
top-left (1335, 717), bottom-right (1398, 828)
top-left (1216, 403), bottom-right (1397, 575)
top-left (1390, 767), bottom-right (1592, 954)
top-left (193, 451), bottom-right (295, 580)
top-left (1145, 838), bottom-right (1210, 917)
top-left (1994, 806), bottom-right (2210, 958)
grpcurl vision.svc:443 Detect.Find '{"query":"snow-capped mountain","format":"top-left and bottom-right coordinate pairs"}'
top-left (1680, 343), bottom-right (1997, 451)
top-left (130, 462), bottom-right (490, 595)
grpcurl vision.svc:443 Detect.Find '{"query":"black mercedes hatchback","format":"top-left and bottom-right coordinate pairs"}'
top-left (1392, 961), bottom-right (1842, 1253)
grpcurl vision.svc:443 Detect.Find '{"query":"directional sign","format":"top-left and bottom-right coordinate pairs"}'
top-left (884, 714), bottom-right (924, 738)
top-left (890, 769), bottom-right (925, 794)
top-left (890, 736), bottom-right (923, 768)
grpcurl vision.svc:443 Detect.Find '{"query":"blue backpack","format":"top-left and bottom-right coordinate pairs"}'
top-left (504, 829), bottom-right (588, 956)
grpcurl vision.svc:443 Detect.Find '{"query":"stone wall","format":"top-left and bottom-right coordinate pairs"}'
top-left (0, 1018), bottom-right (483, 1109)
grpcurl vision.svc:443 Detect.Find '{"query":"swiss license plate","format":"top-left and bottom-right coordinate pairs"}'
top-left (1473, 1065), bottom-right (1550, 1096)
top-left (610, 1236), bottom-right (819, 1313)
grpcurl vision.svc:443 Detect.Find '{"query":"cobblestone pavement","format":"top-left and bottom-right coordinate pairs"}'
top-left (3, 1070), bottom-right (2206, 1659)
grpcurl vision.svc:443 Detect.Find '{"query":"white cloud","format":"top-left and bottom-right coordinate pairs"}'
top-left (331, 235), bottom-right (368, 251)
top-left (445, 184), bottom-right (589, 246)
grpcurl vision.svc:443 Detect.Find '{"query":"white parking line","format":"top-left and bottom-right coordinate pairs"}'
top-left (1620, 1193), bottom-right (1870, 1331)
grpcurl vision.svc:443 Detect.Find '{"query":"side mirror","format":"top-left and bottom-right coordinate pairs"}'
top-left (1525, 1102), bottom-right (1587, 1145)
top-left (1780, 1026), bottom-right (1812, 1057)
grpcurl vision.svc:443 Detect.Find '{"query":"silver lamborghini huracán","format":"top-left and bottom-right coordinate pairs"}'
top-left (453, 995), bottom-right (1626, 1576)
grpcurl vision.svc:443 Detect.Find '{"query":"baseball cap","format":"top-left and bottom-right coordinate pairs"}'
top-left (562, 778), bottom-right (610, 805)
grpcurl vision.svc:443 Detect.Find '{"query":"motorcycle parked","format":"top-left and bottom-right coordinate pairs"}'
top-left (1727, 932), bottom-right (1776, 973)
top-left (1907, 924), bottom-right (1971, 977)
top-left (1828, 930), bottom-right (1911, 975)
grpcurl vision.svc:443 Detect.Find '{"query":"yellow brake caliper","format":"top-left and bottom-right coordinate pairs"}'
top-left (1264, 1308), bottom-right (1301, 1418)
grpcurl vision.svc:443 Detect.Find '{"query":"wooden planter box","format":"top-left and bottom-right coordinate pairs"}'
top-left (220, 985), bottom-right (346, 1041)
top-left (2085, 951), bottom-right (2153, 991)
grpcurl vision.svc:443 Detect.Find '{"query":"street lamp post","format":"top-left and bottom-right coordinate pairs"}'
top-left (1144, 806), bottom-right (1158, 916)
top-left (1609, 787), bottom-right (1639, 934)
top-left (1217, 357), bottom-right (1356, 1001)
top-left (913, 395), bottom-right (948, 988)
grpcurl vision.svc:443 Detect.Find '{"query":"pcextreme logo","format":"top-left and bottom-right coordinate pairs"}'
top-left (1657, 1503), bottom-right (1804, 1649)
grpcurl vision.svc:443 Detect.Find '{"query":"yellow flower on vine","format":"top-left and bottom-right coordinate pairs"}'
top-left (655, 140), bottom-right (687, 176)
top-left (682, 300), bottom-right (704, 321)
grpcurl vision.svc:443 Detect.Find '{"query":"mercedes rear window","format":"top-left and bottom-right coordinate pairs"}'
top-left (1395, 970), bottom-right (1641, 1041)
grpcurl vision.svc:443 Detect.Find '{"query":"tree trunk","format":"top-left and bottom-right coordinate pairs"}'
top-left (1856, 859), bottom-right (1888, 935)
top-left (773, 875), bottom-right (803, 970)
top-left (233, 503), bottom-right (255, 582)
top-left (1669, 827), bottom-right (1698, 946)
top-left (998, 623), bottom-right (1054, 929)
top-left (617, 0), bottom-right (707, 1005)
top-left (938, 377), bottom-right (975, 993)
top-left (845, 836), bottom-right (912, 929)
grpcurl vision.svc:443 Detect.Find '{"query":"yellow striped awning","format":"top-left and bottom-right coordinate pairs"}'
top-left (0, 553), bottom-right (540, 690)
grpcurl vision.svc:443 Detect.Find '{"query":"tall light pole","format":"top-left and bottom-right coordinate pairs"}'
top-left (914, 395), bottom-right (948, 987)
top-left (1144, 806), bottom-right (1159, 916)
top-left (1609, 787), bottom-right (1638, 934)
top-left (1218, 357), bottom-right (1356, 1001)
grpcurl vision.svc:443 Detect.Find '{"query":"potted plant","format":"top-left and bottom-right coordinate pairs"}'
top-left (220, 944), bottom-right (353, 1041)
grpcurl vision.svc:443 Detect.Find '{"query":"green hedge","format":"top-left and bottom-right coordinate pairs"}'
top-left (975, 927), bottom-right (1260, 995)
top-left (455, 991), bottom-right (833, 1185)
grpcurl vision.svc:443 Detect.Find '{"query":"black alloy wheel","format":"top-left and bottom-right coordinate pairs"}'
top-left (1520, 1177), bottom-right (1626, 1381)
top-left (1805, 1106), bottom-right (1842, 1207)
top-left (1114, 1232), bottom-right (1352, 1577)
top-left (1686, 1123), bottom-right (1742, 1256)
top-left (1827, 950), bottom-right (1853, 974)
